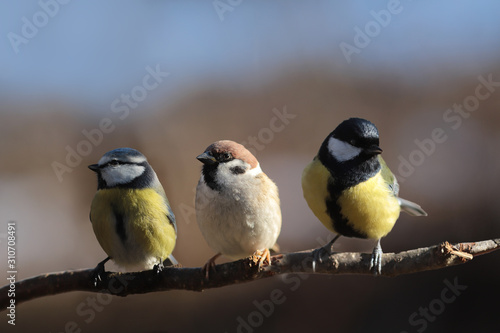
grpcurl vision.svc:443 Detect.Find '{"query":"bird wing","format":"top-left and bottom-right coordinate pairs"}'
top-left (154, 184), bottom-right (178, 234)
top-left (166, 204), bottom-right (177, 234)
top-left (378, 156), bottom-right (399, 196)
top-left (378, 156), bottom-right (427, 216)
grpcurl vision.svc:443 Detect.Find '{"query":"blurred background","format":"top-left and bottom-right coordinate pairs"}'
top-left (1, 1), bottom-right (500, 332)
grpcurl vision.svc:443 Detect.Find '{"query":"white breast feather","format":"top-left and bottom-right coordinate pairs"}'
top-left (195, 160), bottom-right (281, 260)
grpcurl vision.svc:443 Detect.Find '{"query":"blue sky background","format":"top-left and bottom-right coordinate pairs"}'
top-left (1, 0), bottom-right (500, 112)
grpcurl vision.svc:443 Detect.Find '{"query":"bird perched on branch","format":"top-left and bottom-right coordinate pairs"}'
top-left (195, 140), bottom-right (281, 278)
top-left (88, 148), bottom-right (177, 283)
top-left (301, 118), bottom-right (427, 274)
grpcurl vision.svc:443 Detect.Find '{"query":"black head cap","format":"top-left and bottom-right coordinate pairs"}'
top-left (332, 118), bottom-right (381, 152)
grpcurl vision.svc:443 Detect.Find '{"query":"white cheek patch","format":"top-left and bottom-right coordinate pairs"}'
top-left (225, 159), bottom-right (262, 177)
top-left (246, 163), bottom-right (262, 177)
top-left (328, 137), bottom-right (362, 162)
top-left (215, 159), bottom-right (263, 187)
top-left (101, 164), bottom-right (145, 187)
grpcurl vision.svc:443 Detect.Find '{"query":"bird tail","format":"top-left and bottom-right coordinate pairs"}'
top-left (163, 254), bottom-right (179, 267)
top-left (398, 198), bottom-right (428, 216)
top-left (270, 242), bottom-right (281, 254)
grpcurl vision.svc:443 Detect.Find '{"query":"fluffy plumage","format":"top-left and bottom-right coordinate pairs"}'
top-left (89, 148), bottom-right (177, 274)
top-left (302, 118), bottom-right (427, 274)
top-left (195, 140), bottom-right (281, 276)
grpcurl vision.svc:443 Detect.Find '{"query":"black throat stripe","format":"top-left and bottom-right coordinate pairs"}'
top-left (112, 205), bottom-right (127, 244)
top-left (201, 164), bottom-right (221, 192)
top-left (325, 180), bottom-right (368, 239)
top-left (318, 149), bottom-right (381, 239)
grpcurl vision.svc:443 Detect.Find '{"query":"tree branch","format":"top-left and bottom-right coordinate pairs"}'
top-left (2, 238), bottom-right (499, 309)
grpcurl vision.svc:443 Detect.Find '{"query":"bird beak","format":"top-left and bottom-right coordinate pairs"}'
top-left (365, 145), bottom-right (383, 155)
top-left (196, 152), bottom-right (217, 165)
top-left (88, 164), bottom-right (100, 172)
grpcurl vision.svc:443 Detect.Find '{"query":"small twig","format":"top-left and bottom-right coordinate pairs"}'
top-left (1, 238), bottom-right (498, 310)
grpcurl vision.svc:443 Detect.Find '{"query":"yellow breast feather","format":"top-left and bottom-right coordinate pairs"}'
top-left (338, 170), bottom-right (400, 240)
top-left (302, 158), bottom-right (336, 233)
top-left (90, 188), bottom-right (176, 267)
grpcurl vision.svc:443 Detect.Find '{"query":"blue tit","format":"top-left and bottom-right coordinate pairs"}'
top-left (301, 118), bottom-right (427, 274)
top-left (88, 148), bottom-right (177, 281)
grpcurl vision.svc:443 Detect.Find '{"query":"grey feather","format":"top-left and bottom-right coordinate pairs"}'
top-left (398, 198), bottom-right (428, 216)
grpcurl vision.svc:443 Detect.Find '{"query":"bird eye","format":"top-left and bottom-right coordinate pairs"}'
top-left (222, 152), bottom-right (232, 161)
top-left (349, 139), bottom-right (357, 146)
top-left (109, 160), bottom-right (119, 166)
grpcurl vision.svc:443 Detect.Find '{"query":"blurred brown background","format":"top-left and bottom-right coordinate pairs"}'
top-left (1, 1), bottom-right (500, 333)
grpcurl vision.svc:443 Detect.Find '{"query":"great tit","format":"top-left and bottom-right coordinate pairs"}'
top-left (88, 148), bottom-right (177, 282)
top-left (195, 140), bottom-right (282, 278)
top-left (301, 118), bottom-right (427, 274)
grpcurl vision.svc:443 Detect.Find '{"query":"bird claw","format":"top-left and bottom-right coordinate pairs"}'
top-left (312, 246), bottom-right (328, 263)
top-left (369, 240), bottom-right (383, 276)
top-left (312, 245), bottom-right (331, 273)
top-left (92, 270), bottom-right (103, 288)
top-left (202, 253), bottom-right (221, 280)
top-left (312, 234), bottom-right (341, 273)
top-left (92, 257), bottom-right (110, 287)
top-left (153, 260), bottom-right (164, 274)
top-left (251, 249), bottom-right (271, 268)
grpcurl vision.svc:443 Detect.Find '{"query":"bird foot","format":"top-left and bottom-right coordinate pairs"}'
top-left (312, 234), bottom-right (341, 273)
top-left (92, 257), bottom-right (110, 287)
top-left (251, 248), bottom-right (271, 268)
top-left (369, 239), bottom-right (383, 276)
top-left (202, 253), bottom-right (221, 280)
top-left (153, 260), bottom-right (164, 274)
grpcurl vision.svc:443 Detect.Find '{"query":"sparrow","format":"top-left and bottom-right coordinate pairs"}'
top-left (195, 140), bottom-right (282, 278)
